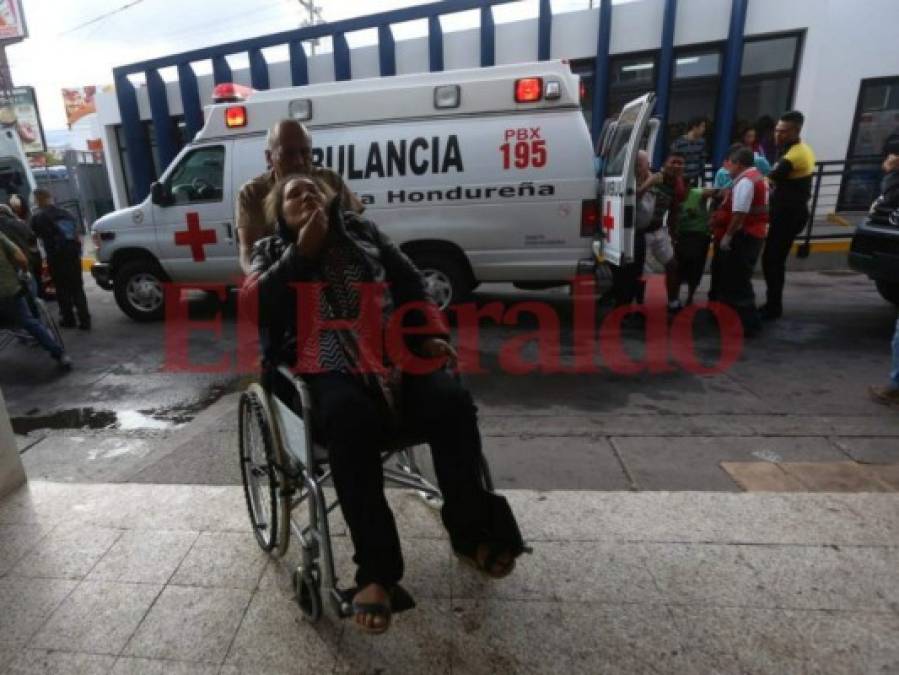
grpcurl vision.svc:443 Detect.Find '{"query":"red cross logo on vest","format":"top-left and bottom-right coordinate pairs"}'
top-left (602, 200), bottom-right (615, 241)
top-left (174, 212), bottom-right (217, 262)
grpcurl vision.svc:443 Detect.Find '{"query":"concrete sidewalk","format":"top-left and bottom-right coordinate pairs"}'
top-left (0, 480), bottom-right (897, 674)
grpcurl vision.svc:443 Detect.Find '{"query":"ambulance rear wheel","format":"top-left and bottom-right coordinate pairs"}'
top-left (114, 259), bottom-right (166, 322)
top-left (412, 254), bottom-right (470, 310)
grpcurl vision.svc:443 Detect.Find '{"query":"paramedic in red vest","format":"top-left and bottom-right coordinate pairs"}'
top-left (711, 146), bottom-right (768, 336)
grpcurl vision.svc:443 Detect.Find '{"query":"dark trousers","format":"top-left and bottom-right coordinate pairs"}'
top-left (304, 369), bottom-right (490, 589)
top-left (48, 245), bottom-right (89, 325)
top-left (612, 231), bottom-right (647, 306)
top-left (762, 204), bottom-right (808, 311)
top-left (715, 232), bottom-right (764, 334)
top-left (675, 232), bottom-right (711, 298)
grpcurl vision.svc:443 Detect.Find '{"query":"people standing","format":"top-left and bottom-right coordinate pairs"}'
top-left (0, 231), bottom-right (71, 369)
top-left (670, 117), bottom-right (707, 187)
top-left (236, 119), bottom-right (364, 274)
top-left (612, 150), bottom-right (653, 309)
top-left (761, 110), bottom-right (816, 320)
top-left (755, 116), bottom-right (777, 165)
top-left (710, 146), bottom-right (769, 336)
top-left (29, 189), bottom-right (91, 330)
top-left (867, 146), bottom-right (899, 407)
top-left (642, 152), bottom-right (687, 312)
top-left (674, 186), bottom-right (712, 306)
top-left (0, 204), bottom-right (41, 295)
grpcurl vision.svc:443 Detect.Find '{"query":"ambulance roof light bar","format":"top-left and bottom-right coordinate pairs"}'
top-left (212, 83), bottom-right (254, 103)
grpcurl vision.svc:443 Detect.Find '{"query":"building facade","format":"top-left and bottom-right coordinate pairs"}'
top-left (95, 0), bottom-right (899, 213)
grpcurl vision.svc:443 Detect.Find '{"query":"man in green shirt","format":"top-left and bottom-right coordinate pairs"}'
top-left (0, 231), bottom-right (71, 369)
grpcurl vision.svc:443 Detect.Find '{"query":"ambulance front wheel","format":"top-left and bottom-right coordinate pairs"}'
top-left (114, 259), bottom-right (167, 322)
top-left (411, 253), bottom-right (470, 310)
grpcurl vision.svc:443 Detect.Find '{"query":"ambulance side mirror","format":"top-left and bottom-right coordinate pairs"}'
top-left (150, 181), bottom-right (172, 206)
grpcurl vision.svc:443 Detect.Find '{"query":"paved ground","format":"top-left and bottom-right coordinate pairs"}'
top-left (3, 269), bottom-right (897, 491)
top-left (0, 481), bottom-right (897, 674)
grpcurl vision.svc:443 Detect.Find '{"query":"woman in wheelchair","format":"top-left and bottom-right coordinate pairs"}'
top-left (243, 175), bottom-right (523, 634)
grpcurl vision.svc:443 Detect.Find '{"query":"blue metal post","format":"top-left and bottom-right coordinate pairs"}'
top-left (428, 15), bottom-right (444, 71)
top-left (537, 0), bottom-right (552, 61)
top-left (289, 42), bottom-right (309, 86)
top-left (653, 0), bottom-right (677, 167)
top-left (212, 55), bottom-right (232, 85)
top-left (378, 24), bottom-right (396, 76)
top-left (713, 0), bottom-right (748, 167)
top-left (145, 69), bottom-right (178, 172)
top-left (248, 48), bottom-right (270, 89)
top-left (177, 63), bottom-right (204, 140)
top-left (591, 0), bottom-right (612, 143)
top-left (113, 72), bottom-right (154, 204)
top-left (333, 32), bottom-right (351, 80)
top-left (480, 5), bottom-right (495, 67)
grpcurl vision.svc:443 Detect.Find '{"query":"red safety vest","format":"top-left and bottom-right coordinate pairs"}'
top-left (711, 167), bottom-right (769, 241)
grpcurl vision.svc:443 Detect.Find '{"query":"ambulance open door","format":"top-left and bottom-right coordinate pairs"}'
top-left (597, 92), bottom-right (657, 266)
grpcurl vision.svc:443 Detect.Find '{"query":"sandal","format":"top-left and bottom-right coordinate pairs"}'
top-left (349, 584), bottom-right (416, 634)
top-left (456, 542), bottom-right (516, 579)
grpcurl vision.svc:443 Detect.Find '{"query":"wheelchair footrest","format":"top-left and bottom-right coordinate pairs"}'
top-left (336, 583), bottom-right (416, 618)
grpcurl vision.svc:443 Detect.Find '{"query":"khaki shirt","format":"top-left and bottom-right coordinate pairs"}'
top-left (236, 167), bottom-right (364, 273)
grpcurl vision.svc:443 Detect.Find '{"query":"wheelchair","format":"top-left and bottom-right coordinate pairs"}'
top-left (0, 274), bottom-right (64, 356)
top-left (238, 364), bottom-right (495, 622)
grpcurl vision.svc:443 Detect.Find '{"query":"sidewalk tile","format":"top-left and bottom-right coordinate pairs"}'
top-left (11, 525), bottom-right (122, 580)
top-left (0, 577), bottom-right (78, 647)
top-left (4, 649), bottom-right (116, 674)
top-left (720, 461), bottom-right (806, 491)
top-left (0, 645), bottom-right (15, 672)
top-left (670, 605), bottom-right (899, 674)
top-left (642, 543), bottom-right (773, 607)
top-left (385, 490), bottom-right (446, 539)
top-left (170, 532), bottom-right (267, 590)
top-left (29, 580), bottom-right (161, 655)
top-left (111, 656), bottom-right (221, 674)
top-left (861, 464), bottom-right (899, 490)
top-left (451, 541), bottom-right (661, 605)
top-left (224, 590), bottom-right (339, 672)
top-left (333, 599), bottom-right (452, 674)
top-left (780, 462), bottom-right (894, 492)
top-left (737, 544), bottom-right (899, 612)
top-left (831, 437), bottom-right (899, 464)
top-left (123, 586), bottom-right (251, 664)
top-left (88, 530), bottom-right (199, 584)
top-left (0, 523), bottom-right (53, 576)
top-left (448, 599), bottom-right (681, 674)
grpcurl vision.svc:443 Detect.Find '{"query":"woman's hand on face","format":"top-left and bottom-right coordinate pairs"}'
top-left (420, 337), bottom-right (457, 368)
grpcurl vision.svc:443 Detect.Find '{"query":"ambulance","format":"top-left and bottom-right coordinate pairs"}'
top-left (90, 60), bottom-right (655, 320)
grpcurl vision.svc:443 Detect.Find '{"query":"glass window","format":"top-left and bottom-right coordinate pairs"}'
top-left (604, 100), bottom-right (641, 177)
top-left (608, 55), bottom-right (656, 117)
top-left (667, 50), bottom-right (721, 151)
top-left (741, 36), bottom-right (797, 76)
top-left (674, 52), bottom-right (720, 79)
top-left (165, 146), bottom-right (225, 204)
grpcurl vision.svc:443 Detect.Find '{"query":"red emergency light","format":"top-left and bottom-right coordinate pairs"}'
top-left (212, 82), bottom-right (254, 103)
top-left (515, 77), bottom-right (543, 103)
top-left (581, 199), bottom-right (599, 237)
top-left (225, 105), bottom-right (247, 128)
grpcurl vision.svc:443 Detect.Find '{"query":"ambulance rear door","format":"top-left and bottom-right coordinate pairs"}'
top-left (598, 92), bottom-right (656, 265)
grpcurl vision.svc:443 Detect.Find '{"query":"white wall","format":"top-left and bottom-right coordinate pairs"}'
top-left (97, 1), bottom-right (899, 208)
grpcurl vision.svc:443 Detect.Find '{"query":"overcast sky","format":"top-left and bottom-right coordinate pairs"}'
top-left (7, 0), bottom-right (598, 133)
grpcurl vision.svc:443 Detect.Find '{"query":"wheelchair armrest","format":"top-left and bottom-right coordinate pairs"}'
top-left (275, 365), bottom-right (314, 416)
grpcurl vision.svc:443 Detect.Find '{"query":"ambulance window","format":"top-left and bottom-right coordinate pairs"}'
top-left (166, 146), bottom-right (225, 204)
top-left (603, 102), bottom-right (641, 177)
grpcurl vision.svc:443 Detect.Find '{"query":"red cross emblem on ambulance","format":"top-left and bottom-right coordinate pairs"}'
top-left (174, 212), bottom-right (217, 262)
top-left (602, 200), bottom-right (615, 241)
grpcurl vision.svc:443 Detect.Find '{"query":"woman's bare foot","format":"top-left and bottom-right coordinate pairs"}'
top-left (456, 543), bottom-right (516, 579)
top-left (352, 583), bottom-right (391, 634)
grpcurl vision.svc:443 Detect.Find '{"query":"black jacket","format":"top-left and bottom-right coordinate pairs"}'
top-left (869, 170), bottom-right (899, 227)
top-left (30, 205), bottom-right (81, 257)
top-left (0, 216), bottom-right (39, 268)
top-left (243, 202), bottom-right (446, 369)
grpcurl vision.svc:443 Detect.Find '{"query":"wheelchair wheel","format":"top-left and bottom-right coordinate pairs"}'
top-left (239, 391), bottom-right (280, 552)
top-left (293, 564), bottom-right (322, 622)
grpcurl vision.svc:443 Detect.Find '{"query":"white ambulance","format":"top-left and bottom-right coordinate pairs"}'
top-left (90, 60), bottom-right (654, 320)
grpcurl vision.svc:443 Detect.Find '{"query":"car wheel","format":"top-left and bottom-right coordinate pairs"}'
top-left (875, 280), bottom-right (899, 306)
top-left (114, 259), bottom-right (167, 321)
top-left (410, 253), bottom-right (471, 310)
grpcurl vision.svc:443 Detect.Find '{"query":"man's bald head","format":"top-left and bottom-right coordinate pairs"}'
top-left (265, 119), bottom-right (313, 178)
top-left (635, 149), bottom-right (650, 180)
